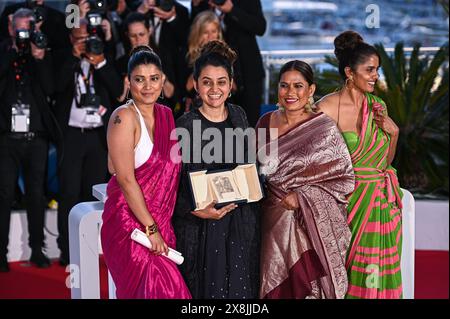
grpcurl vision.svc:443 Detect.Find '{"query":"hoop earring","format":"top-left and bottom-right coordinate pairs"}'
top-left (228, 91), bottom-right (232, 98)
top-left (160, 89), bottom-right (164, 100)
top-left (126, 88), bottom-right (131, 101)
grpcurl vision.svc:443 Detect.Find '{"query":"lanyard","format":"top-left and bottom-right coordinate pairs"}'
top-left (75, 62), bottom-right (95, 107)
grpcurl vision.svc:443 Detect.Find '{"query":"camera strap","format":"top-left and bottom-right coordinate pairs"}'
top-left (75, 62), bottom-right (95, 108)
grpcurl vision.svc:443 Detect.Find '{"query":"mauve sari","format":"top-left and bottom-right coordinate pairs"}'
top-left (101, 104), bottom-right (191, 299)
top-left (257, 112), bottom-right (355, 299)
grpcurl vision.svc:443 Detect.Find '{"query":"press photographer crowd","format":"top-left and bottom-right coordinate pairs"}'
top-left (0, 0), bottom-right (411, 301)
top-left (0, 0), bottom-right (266, 275)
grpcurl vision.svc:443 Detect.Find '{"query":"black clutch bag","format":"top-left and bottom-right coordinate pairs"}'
top-left (187, 163), bottom-right (264, 211)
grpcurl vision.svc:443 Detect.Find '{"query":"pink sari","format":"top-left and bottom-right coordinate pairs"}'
top-left (101, 104), bottom-right (191, 299)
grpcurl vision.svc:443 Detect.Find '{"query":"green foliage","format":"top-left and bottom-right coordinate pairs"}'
top-left (315, 43), bottom-right (449, 198)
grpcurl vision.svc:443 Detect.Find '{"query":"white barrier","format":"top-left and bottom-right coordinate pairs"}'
top-left (68, 184), bottom-right (116, 299)
top-left (69, 185), bottom-right (415, 299)
top-left (401, 189), bottom-right (415, 299)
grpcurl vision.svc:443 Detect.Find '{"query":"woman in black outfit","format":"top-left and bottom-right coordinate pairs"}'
top-left (173, 40), bottom-right (260, 299)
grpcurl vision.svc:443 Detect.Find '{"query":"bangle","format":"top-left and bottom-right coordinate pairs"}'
top-left (145, 223), bottom-right (158, 237)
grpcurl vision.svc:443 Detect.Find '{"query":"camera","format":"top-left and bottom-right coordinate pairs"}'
top-left (15, 21), bottom-right (48, 55)
top-left (79, 93), bottom-right (100, 108)
top-left (212, 0), bottom-right (226, 5)
top-left (86, 12), bottom-right (104, 54)
top-left (155, 0), bottom-right (175, 12)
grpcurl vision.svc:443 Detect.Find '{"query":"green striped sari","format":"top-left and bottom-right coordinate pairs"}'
top-left (342, 93), bottom-right (403, 299)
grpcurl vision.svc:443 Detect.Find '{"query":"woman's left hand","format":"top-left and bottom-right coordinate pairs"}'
top-left (373, 109), bottom-right (399, 136)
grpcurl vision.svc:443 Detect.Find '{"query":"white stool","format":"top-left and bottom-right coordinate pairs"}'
top-left (400, 188), bottom-right (415, 299)
top-left (68, 183), bottom-right (116, 299)
top-left (69, 185), bottom-right (415, 299)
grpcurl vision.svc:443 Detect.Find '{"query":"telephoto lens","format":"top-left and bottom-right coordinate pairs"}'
top-left (85, 12), bottom-right (104, 54)
top-left (29, 20), bottom-right (47, 49)
top-left (155, 0), bottom-right (175, 12)
top-left (31, 30), bottom-right (48, 49)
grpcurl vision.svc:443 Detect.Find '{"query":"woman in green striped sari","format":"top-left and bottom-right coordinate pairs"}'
top-left (317, 31), bottom-right (403, 299)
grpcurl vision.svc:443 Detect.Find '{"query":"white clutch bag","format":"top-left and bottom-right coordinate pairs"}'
top-left (131, 228), bottom-right (184, 265)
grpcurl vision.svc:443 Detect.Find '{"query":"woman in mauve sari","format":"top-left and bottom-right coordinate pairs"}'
top-left (256, 60), bottom-right (355, 299)
top-left (100, 46), bottom-right (191, 299)
top-left (317, 31), bottom-right (403, 299)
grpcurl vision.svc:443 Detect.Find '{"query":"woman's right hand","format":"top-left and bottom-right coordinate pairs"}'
top-left (281, 192), bottom-right (299, 211)
top-left (148, 232), bottom-right (169, 256)
top-left (191, 201), bottom-right (237, 220)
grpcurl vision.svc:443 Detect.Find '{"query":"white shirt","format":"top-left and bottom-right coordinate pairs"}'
top-left (68, 59), bottom-right (104, 129)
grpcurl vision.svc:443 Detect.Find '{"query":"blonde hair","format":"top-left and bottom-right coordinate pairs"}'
top-left (187, 11), bottom-right (223, 66)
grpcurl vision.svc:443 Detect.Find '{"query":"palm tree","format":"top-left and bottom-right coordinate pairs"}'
top-left (315, 42), bottom-right (449, 197)
top-left (375, 42), bottom-right (449, 197)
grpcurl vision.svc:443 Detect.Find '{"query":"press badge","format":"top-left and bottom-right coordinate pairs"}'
top-left (85, 108), bottom-right (102, 124)
top-left (11, 103), bottom-right (30, 132)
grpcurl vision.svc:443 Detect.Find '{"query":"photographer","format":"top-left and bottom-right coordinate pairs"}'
top-left (53, 19), bottom-right (121, 266)
top-left (73, 0), bottom-right (126, 61)
top-left (191, 0), bottom-right (266, 127)
top-left (136, 0), bottom-right (189, 114)
top-left (116, 12), bottom-right (176, 105)
top-left (0, 0), bottom-right (70, 50)
top-left (0, 8), bottom-right (56, 272)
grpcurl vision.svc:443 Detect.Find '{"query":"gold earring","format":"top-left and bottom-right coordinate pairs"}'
top-left (160, 90), bottom-right (164, 99)
top-left (305, 96), bottom-right (315, 113)
top-left (345, 77), bottom-right (353, 88)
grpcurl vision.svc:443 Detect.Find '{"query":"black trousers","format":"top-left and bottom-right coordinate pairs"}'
top-left (57, 127), bottom-right (108, 257)
top-left (0, 134), bottom-right (49, 256)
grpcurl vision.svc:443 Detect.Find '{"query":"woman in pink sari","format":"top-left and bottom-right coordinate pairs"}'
top-left (257, 60), bottom-right (355, 299)
top-left (100, 46), bottom-right (191, 299)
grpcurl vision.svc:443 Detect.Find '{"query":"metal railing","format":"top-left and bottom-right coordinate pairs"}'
top-left (260, 47), bottom-right (442, 104)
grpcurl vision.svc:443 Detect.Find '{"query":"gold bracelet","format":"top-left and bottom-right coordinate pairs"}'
top-left (145, 223), bottom-right (158, 237)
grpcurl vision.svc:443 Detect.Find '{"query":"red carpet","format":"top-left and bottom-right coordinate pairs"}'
top-left (0, 251), bottom-right (448, 299)
top-left (414, 250), bottom-right (449, 299)
top-left (0, 258), bottom-right (109, 299)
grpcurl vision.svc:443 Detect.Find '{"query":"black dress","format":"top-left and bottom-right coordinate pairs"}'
top-left (173, 104), bottom-right (260, 299)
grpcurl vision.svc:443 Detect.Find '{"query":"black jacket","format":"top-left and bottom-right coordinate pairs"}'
top-left (53, 49), bottom-right (122, 138)
top-left (0, 39), bottom-right (60, 142)
top-left (191, 0), bottom-right (267, 82)
top-left (151, 2), bottom-right (190, 104)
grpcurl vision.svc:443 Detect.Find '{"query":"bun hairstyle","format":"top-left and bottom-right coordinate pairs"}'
top-left (193, 40), bottom-right (237, 81)
top-left (127, 45), bottom-right (163, 79)
top-left (334, 30), bottom-right (380, 80)
top-left (278, 60), bottom-right (317, 113)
